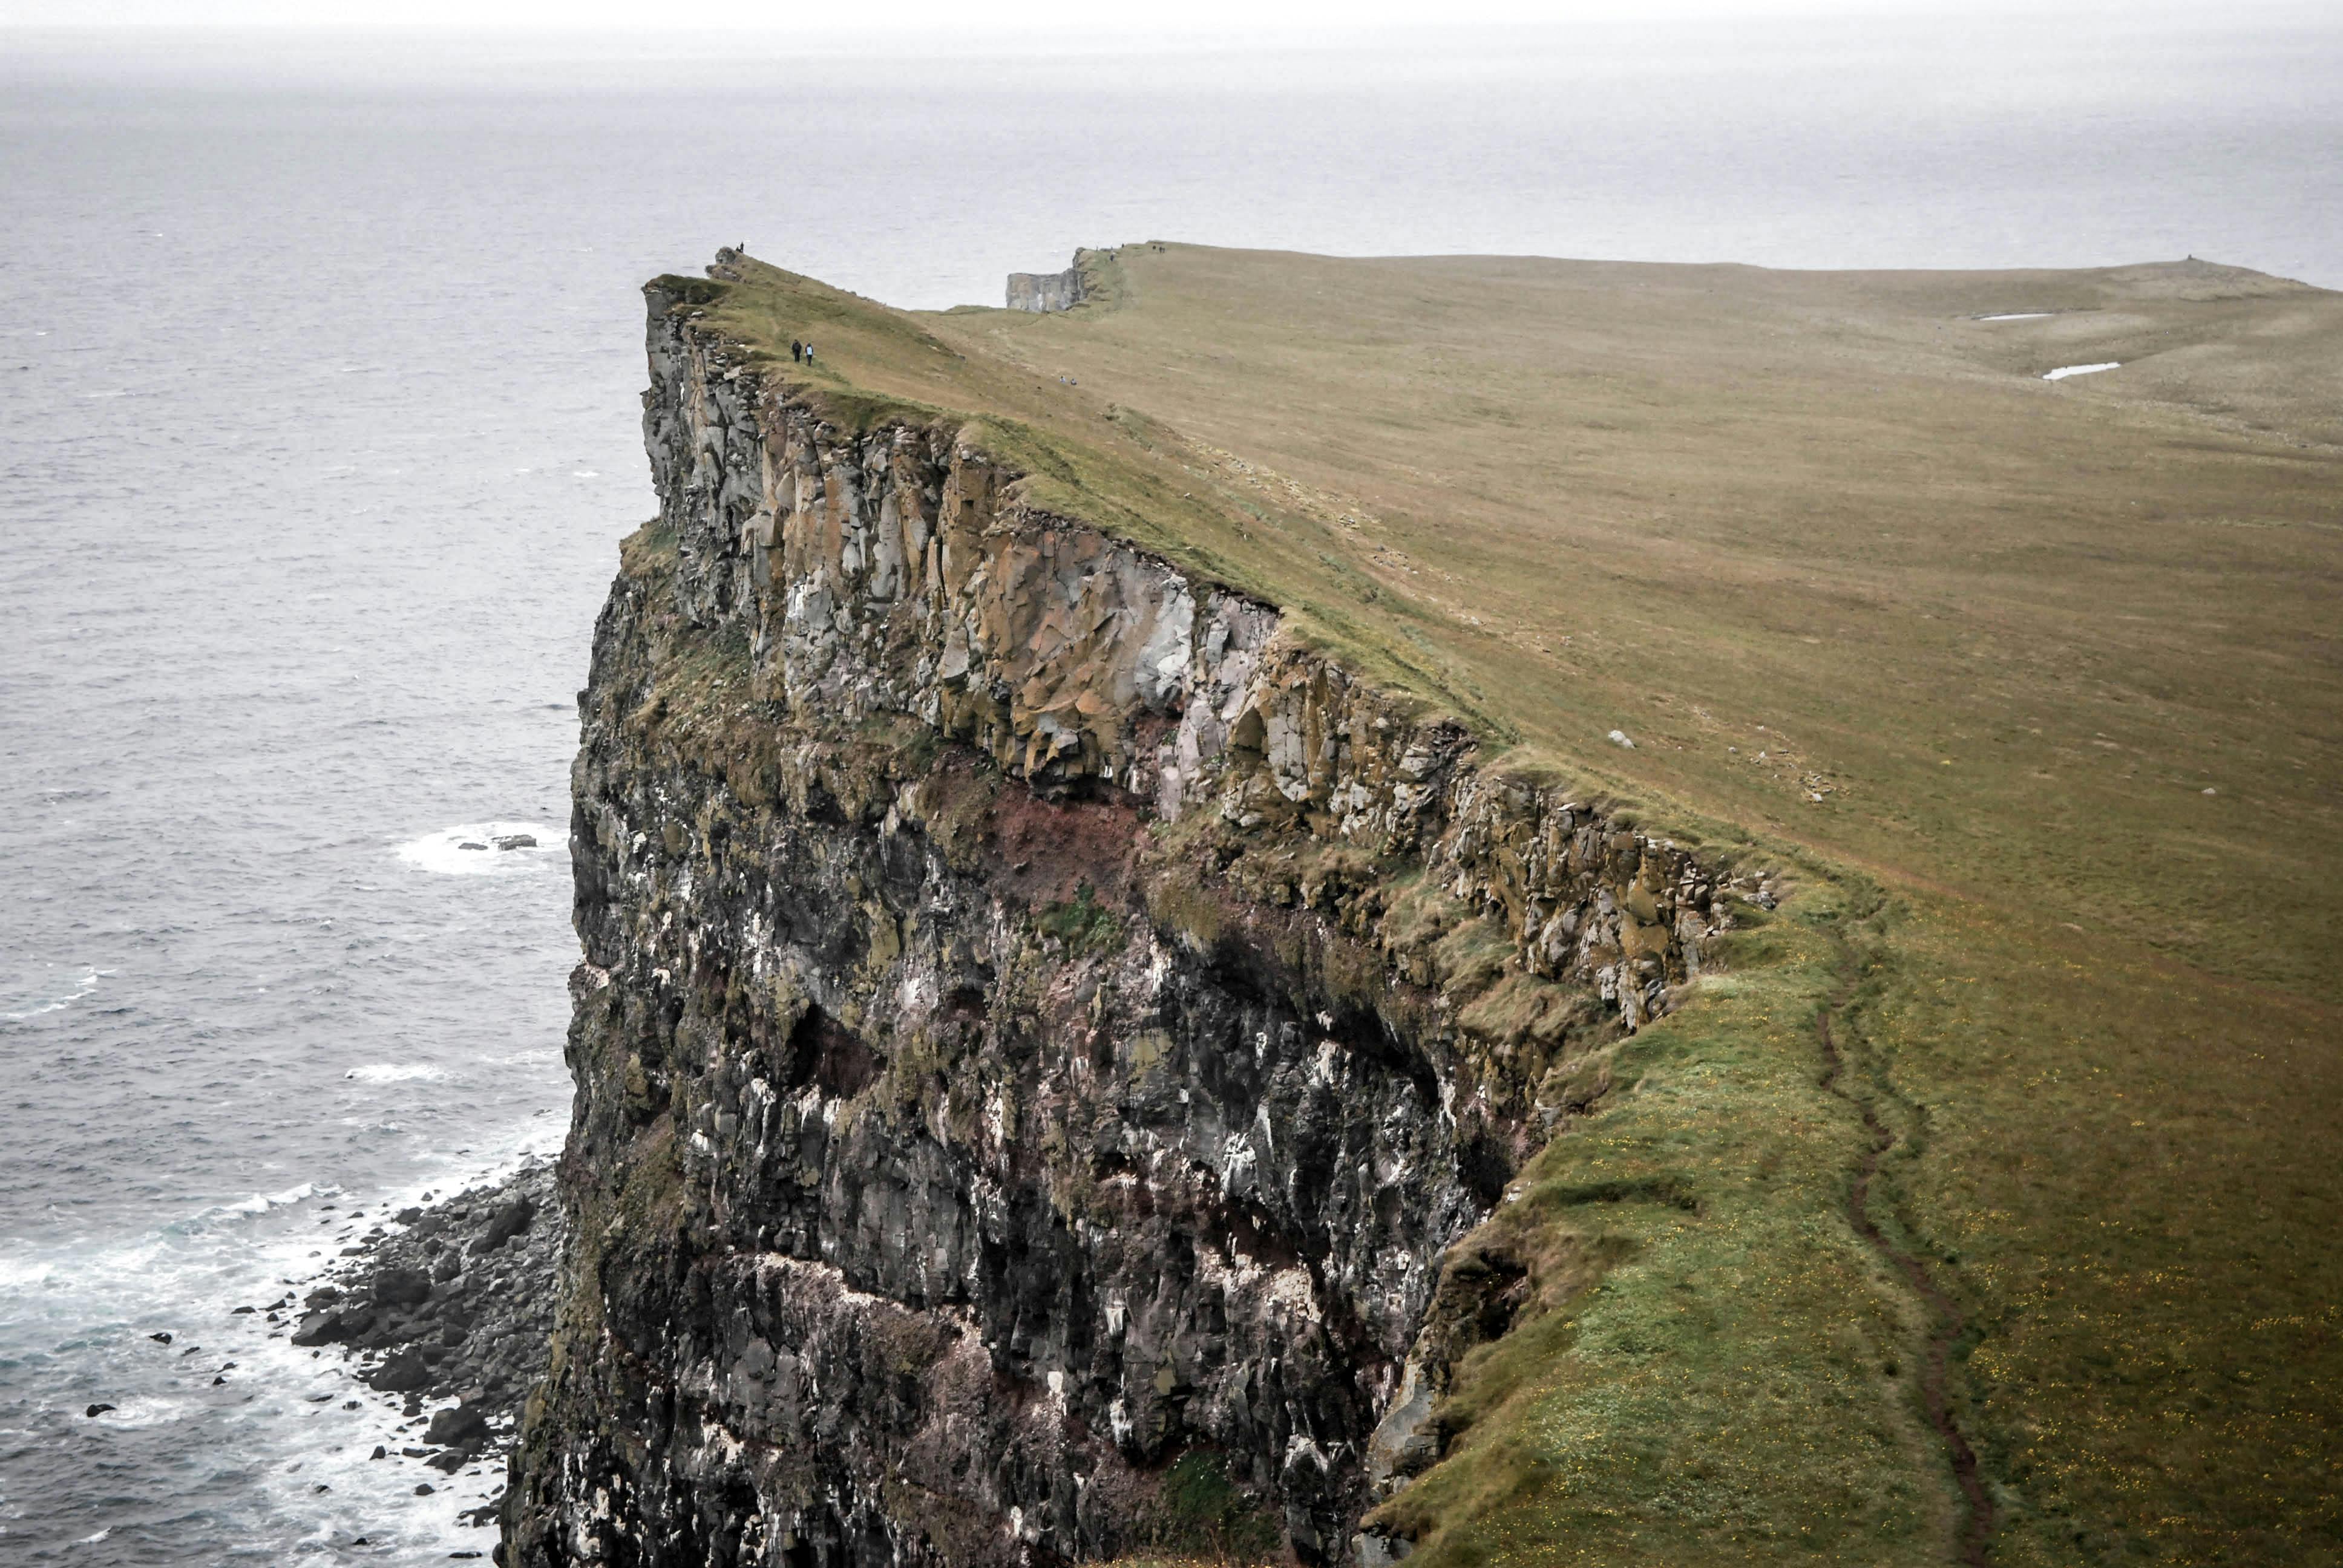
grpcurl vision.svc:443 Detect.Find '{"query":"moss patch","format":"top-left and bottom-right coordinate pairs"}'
top-left (1034, 880), bottom-right (1124, 955)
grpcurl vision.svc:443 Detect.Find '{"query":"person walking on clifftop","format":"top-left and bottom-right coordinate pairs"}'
top-left (790, 338), bottom-right (802, 362)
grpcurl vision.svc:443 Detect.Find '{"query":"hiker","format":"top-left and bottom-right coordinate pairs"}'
top-left (791, 339), bottom-right (802, 362)
top-left (804, 342), bottom-right (814, 365)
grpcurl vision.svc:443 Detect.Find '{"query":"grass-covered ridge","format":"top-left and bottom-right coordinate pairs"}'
top-left (662, 247), bottom-right (2343, 1564)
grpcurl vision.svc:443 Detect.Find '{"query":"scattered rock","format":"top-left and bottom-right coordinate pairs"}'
top-left (457, 841), bottom-right (488, 852)
top-left (415, 1483), bottom-right (436, 1496)
top-left (491, 834), bottom-right (537, 851)
top-left (273, 1161), bottom-right (561, 1513)
top-left (85, 1403), bottom-right (115, 1418)
top-left (371, 1445), bottom-right (387, 1460)
top-left (148, 1332), bottom-right (172, 1345)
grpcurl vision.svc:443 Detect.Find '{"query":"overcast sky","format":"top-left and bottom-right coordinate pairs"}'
top-left (1, 0), bottom-right (2317, 31)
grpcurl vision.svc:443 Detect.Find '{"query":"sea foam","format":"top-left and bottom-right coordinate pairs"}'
top-left (344, 1063), bottom-right (446, 1084)
top-left (2, 966), bottom-right (105, 1021)
top-left (224, 1181), bottom-right (320, 1216)
top-left (393, 822), bottom-right (560, 877)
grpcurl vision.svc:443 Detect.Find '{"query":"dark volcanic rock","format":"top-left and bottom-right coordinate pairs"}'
top-left (364, 1350), bottom-right (432, 1394)
top-left (468, 1196), bottom-right (535, 1256)
top-left (424, 1403), bottom-right (490, 1449)
top-left (272, 1160), bottom-right (562, 1506)
top-left (291, 1307), bottom-right (372, 1347)
top-left (371, 1267), bottom-right (434, 1307)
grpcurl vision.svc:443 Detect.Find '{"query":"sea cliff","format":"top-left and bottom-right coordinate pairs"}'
top-left (501, 263), bottom-right (1758, 1568)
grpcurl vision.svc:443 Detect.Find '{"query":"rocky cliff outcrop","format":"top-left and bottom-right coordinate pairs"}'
top-left (1005, 261), bottom-right (1086, 313)
top-left (504, 267), bottom-right (1745, 1568)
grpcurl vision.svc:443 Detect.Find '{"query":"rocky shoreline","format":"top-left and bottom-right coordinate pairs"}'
top-left (253, 1160), bottom-right (563, 1539)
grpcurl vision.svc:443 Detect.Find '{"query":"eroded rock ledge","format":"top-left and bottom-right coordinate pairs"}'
top-left (1005, 259), bottom-right (1087, 313)
top-left (504, 270), bottom-right (1749, 1568)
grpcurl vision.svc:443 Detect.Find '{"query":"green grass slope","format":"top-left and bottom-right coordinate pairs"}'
top-left (668, 247), bottom-right (2343, 1566)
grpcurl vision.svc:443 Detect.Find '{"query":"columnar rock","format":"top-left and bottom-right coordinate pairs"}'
top-left (503, 272), bottom-right (1736, 1568)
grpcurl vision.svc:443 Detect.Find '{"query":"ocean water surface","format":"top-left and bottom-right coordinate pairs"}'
top-left (2, 13), bottom-right (2338, 1562)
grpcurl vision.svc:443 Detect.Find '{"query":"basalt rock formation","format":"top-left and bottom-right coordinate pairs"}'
top-left (503, 263), bottom-right (1752, 1568)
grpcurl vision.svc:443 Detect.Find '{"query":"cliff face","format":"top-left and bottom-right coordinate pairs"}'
top-left (505, 275), bottom-right (1742, 1568)
top-left (1004, 262), bottom-right (1086, 313)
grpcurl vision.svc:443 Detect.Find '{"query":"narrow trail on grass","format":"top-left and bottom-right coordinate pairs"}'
top-left (1816, 991), bottom-right (1995, 1567)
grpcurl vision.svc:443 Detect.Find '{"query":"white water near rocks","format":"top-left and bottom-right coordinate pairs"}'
top-left (2, 13), bottom-right (2339, 1564)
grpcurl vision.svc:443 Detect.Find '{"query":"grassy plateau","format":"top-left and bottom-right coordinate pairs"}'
top-left (671, 245), bottom-right (2342, 1566)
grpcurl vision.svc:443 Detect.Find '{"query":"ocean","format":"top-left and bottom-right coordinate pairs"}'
top-left (2, 13), bottom-right (2337, 1562)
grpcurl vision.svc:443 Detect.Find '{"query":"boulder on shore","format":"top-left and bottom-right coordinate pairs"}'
top-left (469, 1195), bottom-right (536, 1255)
top-left (424, 1402), bottom-right (490, 1449)
top-left (370, 1267), bottom-right (433, 1307)
top-left (291, 1307), bottom-right (373, 1347)
top-left (364, 1350), bottom-right (432, 1394)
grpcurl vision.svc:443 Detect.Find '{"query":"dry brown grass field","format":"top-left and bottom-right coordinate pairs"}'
top-left (680, 245), bottom-right (2342, 1566)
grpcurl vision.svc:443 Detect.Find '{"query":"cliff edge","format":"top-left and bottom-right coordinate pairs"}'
top-left (503, 258), bottom-right (1769, 1568)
